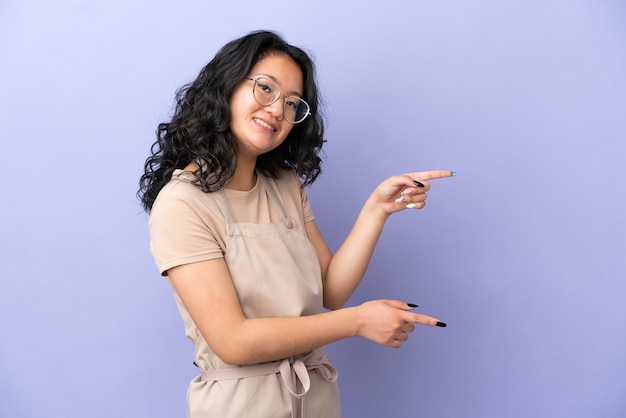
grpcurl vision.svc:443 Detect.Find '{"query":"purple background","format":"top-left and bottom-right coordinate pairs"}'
top-left (1, 1), bottom-right (625, 417)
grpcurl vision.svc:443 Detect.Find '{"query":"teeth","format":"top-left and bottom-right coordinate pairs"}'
top-left (254, 118), bottom-right (276, 132)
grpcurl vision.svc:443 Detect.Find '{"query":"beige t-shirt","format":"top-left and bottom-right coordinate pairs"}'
top-left (149, 169), bottom-right (315, 276)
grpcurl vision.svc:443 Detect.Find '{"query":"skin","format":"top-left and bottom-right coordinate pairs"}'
top-left (171, 52), bottom-right (454, 365)
top-left (227, 52), bottom-right (302, 191)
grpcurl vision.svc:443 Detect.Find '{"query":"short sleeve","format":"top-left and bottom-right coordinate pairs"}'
top-left (149, 182), bottom-right (224, 276)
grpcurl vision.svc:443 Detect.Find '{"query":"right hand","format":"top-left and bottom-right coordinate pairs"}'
top-left (355, 300), bottom-right (444, 348)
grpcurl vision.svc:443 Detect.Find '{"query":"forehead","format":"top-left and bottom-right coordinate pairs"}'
top-left (250, 53), bottom-right (303, 93)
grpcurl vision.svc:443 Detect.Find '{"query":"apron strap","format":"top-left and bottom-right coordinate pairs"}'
top-left (257, 173), bottom-right (289, 221)
top-left (212, 190), bottom-right (236, 223)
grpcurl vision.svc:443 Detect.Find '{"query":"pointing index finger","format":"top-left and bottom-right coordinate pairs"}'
top-left (403, 311), bottom-right (448, 328)
top-left (410, 170), bottom-right (456, 182)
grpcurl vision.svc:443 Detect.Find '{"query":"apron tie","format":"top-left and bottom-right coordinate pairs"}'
top-left (200, 347), bottom-right (337, 418)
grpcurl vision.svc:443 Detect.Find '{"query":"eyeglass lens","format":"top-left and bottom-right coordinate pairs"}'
top-left (252, 77), bottom-right (309, 123)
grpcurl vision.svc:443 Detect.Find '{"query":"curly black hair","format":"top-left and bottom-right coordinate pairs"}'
top-left (138, 30), bottom-right (325, 212)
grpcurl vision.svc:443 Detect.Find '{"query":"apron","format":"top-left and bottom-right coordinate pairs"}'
top-left (184, 174), bottom-right (342, 418)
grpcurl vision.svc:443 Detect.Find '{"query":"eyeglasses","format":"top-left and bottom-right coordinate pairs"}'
top-left (245, 76), bottom-right (311, 124)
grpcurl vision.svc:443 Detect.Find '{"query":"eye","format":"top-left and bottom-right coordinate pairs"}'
top-left (257, 82), bottom-right (273, 94)
top-left (254, 77), bottom-right (277, 95)
top-left (285, 97), bottom-right (299, 111)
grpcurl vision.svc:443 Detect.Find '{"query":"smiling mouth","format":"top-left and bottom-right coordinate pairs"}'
top-left (253, 118), bottom-right (277, 132)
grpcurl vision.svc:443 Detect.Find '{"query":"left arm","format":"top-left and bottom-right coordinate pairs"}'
top-left (307, 170), bottom-right (454, 310)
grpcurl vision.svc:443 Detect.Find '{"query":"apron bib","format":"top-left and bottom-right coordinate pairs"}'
top-left (185, 175), bottom-right (341, 418)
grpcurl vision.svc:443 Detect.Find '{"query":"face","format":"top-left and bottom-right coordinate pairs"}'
top-left (229, 53), bottom-right (304, 161)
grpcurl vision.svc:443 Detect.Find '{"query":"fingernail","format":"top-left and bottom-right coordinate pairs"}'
top-left (407, 303), bottom-right (419, 308)
top-left (395, 197), bottom-right (407, 203)
top-left (450, 171), bottom-right (456, 177)
top-left (436, 321), bottom-right (447, 328)
top-left (412, 180), bottom-right (425, 188)
top-left (406, 203), bottom-right (417, 209)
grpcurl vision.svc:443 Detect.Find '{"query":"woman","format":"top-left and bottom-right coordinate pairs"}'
top-left (139, 30), bottom-right (453, 418)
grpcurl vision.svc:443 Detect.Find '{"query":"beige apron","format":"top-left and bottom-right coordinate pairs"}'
top-left (184, 175), bottom-right (342, 418)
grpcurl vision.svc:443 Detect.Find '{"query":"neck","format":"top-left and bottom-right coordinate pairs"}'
top-left (226, 157), bottom-right (257, 191)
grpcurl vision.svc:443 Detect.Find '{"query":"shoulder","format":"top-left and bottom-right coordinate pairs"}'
top-left (152, 170), bottom-right (216, 211)
top-left (155, 170), bottom-right (203, 201)
top-left (150, 170), bottom-right (224, 232)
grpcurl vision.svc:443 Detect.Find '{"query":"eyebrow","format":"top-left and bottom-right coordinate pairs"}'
top-left (253, 73), bottom-right (303, 97)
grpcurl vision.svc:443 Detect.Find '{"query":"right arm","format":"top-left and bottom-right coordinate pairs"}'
top-left (168, 258), bottom-right (441, 365)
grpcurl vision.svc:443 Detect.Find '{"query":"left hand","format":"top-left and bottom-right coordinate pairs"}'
top-left (368, 170), bottom-right (454, 216)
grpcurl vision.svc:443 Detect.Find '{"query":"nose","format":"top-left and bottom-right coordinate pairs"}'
top-left (264, 96), bottom-right (284, 120)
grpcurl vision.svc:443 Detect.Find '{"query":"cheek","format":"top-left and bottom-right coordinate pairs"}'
top-left (229, 87), bottom-right (253, 117)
